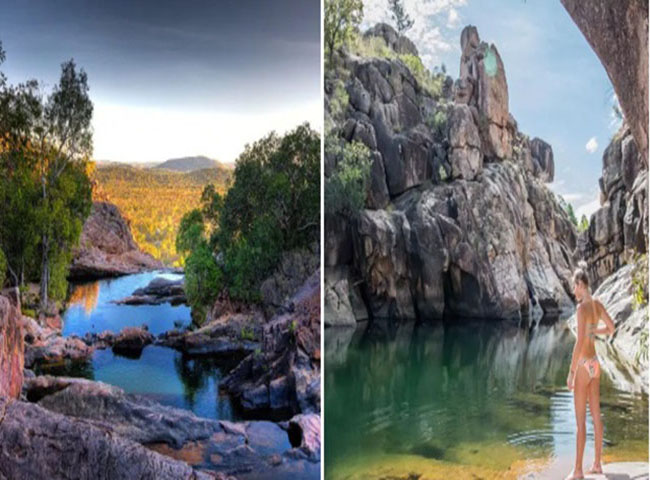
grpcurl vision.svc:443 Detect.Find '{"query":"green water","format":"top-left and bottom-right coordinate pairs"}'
top-left (324, 320), bottom-right (648, 478)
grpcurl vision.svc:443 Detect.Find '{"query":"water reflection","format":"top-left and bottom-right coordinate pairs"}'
top-left (63, 271), bottom-right (191, 336)
top-left (67, 282), bottom-right (100, 314)
top-left (42, 345), bottom-right (240, 421)
top-left (324, 319), bottom-right (648, 477)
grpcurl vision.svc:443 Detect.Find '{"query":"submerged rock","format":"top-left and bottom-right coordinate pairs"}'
top-left (70, 202), bottom-right (163, 280)
top-left (114, 276), bottom-right (186, 305)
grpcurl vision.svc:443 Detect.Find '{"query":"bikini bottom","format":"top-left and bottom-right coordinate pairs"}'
top-left (578, 356), bottom-right (601, 380)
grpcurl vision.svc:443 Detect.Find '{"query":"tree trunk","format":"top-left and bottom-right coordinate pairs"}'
top-left (560, 0), bottom-right (649, 165)
top-left (39, 235), bottom-right (49, 314)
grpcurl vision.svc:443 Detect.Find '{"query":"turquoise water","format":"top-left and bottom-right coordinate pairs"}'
top-left (63, 271), bottom-right (191, 337)
top-left (324, 320), bottom-right (648, 478)
top-left (57, 272), bottom-right (239, 421)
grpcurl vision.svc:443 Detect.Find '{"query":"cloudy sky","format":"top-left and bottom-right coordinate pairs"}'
top-left (0, 0), bottom-right (321, 164)
top-left (362, 0), bottom-right (617, 218)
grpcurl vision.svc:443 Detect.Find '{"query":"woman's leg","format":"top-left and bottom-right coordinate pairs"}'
top-left (587, 367), bottom-right (603, 472)
top-left (572, 366), bottom-right (590, 478)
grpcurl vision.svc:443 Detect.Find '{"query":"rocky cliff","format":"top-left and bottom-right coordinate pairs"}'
top-left (325, 24), bottom-right (577, 325)
top-left (69, 201), bottom-right (163, 279)
top-left (575, 125), bottom-right (648, 289)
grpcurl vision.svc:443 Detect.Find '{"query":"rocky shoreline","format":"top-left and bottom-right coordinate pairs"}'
top-left (0, 198), bottom-right (321, 478)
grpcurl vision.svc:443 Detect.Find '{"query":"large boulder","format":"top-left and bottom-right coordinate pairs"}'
top-left (0, 295), bottom-right (23, 398)
top-left (0, 397), bottom-right (213, 480)
top-left (70, 202), bottom-right (163, 280)
top-left (112, 326), bottom-right (154, 358)
top-left (19, 376), bottom-right (320, 478)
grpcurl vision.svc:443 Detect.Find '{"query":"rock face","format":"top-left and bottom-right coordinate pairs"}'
top-left (259, 245), bottom-right (320, 315)
top-left (69, 202), bottom-right (163, 280)
top-left (0, 294), bottom-right (24, 398)
top-left (455, 25), bottom-right (512, 161)
top-left (22, 314), bottom-right (93, 369)
top-left (324, 24), bottom-right (576, 323)
top-left (222, 270), bottom-right (320, 416)
top-left (19, 376), bottom-right (319, 479)
top-left (0, 397), bottom-right (213, 480)
top-left (568, 264), bottom-right (648, 394)
top-left (561, 0), bottom-right (648, 166)
top-left (575, 126), bottom-right (648, 289)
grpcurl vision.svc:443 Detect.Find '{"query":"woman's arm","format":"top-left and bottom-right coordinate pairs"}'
top-left (595, 299), bottom-right (615, 336)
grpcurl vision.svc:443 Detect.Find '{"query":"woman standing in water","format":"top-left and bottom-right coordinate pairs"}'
top-left (566, 261), bottom-right (616, 480)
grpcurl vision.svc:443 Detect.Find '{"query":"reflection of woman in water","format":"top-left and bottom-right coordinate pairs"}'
top-left (565, 261), bottom-right (616, 480)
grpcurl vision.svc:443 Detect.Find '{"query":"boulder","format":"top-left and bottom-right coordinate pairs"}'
top-left (70, 202), bottom-right (163, 280)
top-left (114, 276), bottom-right (186, 305)
top-left (19, 376), bottom-right (320, 478)
top-left (112, 326), bottom-right (154, 358)
top-left (0, 396), bottom-right (213, 480)
top-left (324, 266), bottom-right (368, 327)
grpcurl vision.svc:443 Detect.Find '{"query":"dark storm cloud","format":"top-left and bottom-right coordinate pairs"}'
top-left (0, 0), bottom-right (320, 112)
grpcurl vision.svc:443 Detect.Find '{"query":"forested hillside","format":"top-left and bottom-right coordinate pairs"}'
top-left (93, 164), bottom-right (231, 266)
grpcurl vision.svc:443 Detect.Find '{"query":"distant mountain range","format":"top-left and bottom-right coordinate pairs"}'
top-left (95, 155), bottom-right (233, 173)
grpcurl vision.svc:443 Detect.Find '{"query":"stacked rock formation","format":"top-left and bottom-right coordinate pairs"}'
top-left (325, 24), bottom-right (577, 325)
top-left (576, 125), bottom-right (648, 289)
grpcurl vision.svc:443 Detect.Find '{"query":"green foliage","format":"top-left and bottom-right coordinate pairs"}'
top-left (177, 124), bottom-right (319, 308)
top-left (578, 214), bottom-right (589, 233)
top-left (94, 165), bottom-right (230, 266)
top-left (176, 209), bottom-right (205, 254)
top-left (348, 33), bottom-right (444, 99)
top-left (399, 54), bottom-right (444, 99)
top-left (349, 32), bottom-right (394, 58)
top-left (240, 326), bottom-right (255, 341)
top-left (325, 133), bottom-right (372, 217)
top-left (184, 240), bottom-right (223, 310)
top-left (631, 253), bottom-right (648, 310)
top-left (388, 0), bottom-right (414, 34)
top-left (325, 0), bottom-right (364, 63)
top-left (426, 109), bottom-right (447, 139)
top-left (329, 79), bottom-right (349, 127)
top-left (22, 308), bottom-right (36, 318)
top-left (0, 45), bottom-right (93, 311)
